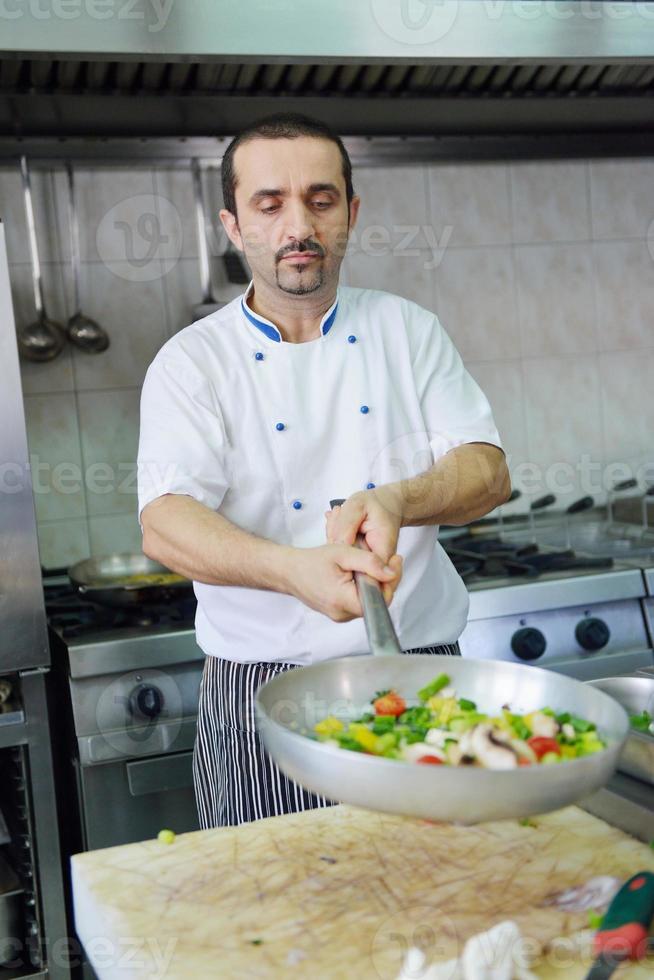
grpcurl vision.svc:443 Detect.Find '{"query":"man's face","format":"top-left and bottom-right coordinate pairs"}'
top-left (221, 136), bottom-right (359, 297)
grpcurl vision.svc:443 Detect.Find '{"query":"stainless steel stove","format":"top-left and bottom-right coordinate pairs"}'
top-left (46, 579), bottom-right (204, 853)
top-left (445, 530), bottom-right (654, 681)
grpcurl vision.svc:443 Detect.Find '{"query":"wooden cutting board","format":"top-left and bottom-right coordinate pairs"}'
top-left (72, 804), bottom-right (654, 979)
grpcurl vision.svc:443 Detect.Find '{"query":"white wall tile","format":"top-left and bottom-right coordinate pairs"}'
top-left (599, 348), bottom-right (654, 478)
top-left (427, 163), bottom-right (511, 247)
top-left (465, 359), bottom-right (528, 468)
top-left (72, 167), bottom-right (157, 262)
top-left (522, 355), bottom-right (604, 504)
top-left (510, 161), bottom-right (590, 244)
top-left (590, 159), bottom-right (654, 240)
top-left (515, 244), bottom-right (597, 357)
top-left (70, 260), bottom-right (168, 390)
top-left (77, 388), bottom-right (141, 517)
top-left (88, 512), bottom-right (143, 556)
top-left (159, 257), bottom-right (243, 337)
top-left (435, 247), bottom-right (518, 361)
top-left (153, 166), bottom-right (201, 260)
top-left (24, 393), bottom-right (86, 522)
top-left (37, 518), bottom-right (90, 570)
top-left (352, 165), bottom-right (432, 250)
top-left (593, 241), bottom-right (654, 351)
top-left (344, 248), bottom-right (436, 310)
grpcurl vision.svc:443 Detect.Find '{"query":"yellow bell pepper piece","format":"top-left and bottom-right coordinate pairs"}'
top-left (348, 723), bottom-right (380, 753)
top-left (314, 716), bottom-right (344, 738)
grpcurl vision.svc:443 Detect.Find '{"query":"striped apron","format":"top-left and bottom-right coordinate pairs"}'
top-left (193, 641), bottom-right (461, 829)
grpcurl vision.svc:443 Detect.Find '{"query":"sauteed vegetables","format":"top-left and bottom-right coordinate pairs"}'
top-left (313, 672), bottom-right (606, 769)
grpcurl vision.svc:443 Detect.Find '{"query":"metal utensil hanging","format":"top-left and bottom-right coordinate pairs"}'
top-left (16, 156), bottom-right (66, 362)
top-left (191, 158), bottom-right (224, 319)
top-left (65, 161), bottom-right (110, 353)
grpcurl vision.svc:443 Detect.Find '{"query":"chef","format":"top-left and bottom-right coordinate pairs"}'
top-left (137, 112), bottom-right (510, 829)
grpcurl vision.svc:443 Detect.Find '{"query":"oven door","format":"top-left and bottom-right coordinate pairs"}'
top-left (76, 750), bottom-right (199, 851)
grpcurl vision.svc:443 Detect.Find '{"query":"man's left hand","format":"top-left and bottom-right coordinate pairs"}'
top-left (325, 490), bottom-right (402, 567)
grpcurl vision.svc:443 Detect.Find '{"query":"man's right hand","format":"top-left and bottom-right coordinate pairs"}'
top-left (283, 544), bottom-right (403, 623)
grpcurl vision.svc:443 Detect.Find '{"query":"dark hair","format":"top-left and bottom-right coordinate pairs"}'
top-left (221, 112), bottom-right (354, 218)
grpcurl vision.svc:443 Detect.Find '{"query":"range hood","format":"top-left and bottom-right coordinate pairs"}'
top-left (1, 0), bottom-right (653, 158)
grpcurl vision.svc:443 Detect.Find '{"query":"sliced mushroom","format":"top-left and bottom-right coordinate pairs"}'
top-left (470, 724), bottom-right (519, 770)
top-left (562, 722), bottom-right (575, 741)
top-left (530, 712), bottom-right (559, 738)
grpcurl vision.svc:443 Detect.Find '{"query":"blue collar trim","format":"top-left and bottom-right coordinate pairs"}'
top-left (241, 285), bottom-right (339, 343)
top-left (241, 298), bottom-right (282, 342)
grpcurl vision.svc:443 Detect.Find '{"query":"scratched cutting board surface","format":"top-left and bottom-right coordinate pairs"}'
top-left (71, 804), bottom-right (654, 980)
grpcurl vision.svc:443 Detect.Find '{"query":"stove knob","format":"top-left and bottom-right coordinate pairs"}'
top-left (511, 627), bottom-right (547, 661)
top-left (575, 617), bottom-right (611, 652)
top-left (130, 684), bottom-right (164, 719)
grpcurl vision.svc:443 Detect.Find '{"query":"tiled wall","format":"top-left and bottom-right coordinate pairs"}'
top-left (1, 157), bottom-right (653, 568)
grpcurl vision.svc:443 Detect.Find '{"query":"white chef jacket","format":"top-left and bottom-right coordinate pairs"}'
top-left (137, 282), bottom-right (503, 664)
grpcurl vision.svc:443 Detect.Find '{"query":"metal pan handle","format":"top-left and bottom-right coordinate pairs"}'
top-left (330, 498), bottom-right (402, 657)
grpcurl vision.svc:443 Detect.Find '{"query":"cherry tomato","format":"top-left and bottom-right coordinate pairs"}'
top-left (527, 736), bottom-right (561, 760)
top-left (417, 755), bottom-right (444, 765)
top-left (373, 691), bottom-right (406, 717)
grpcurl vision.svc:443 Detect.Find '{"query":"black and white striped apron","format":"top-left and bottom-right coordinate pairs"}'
top-left (193, 641), bottom-right (461, 829)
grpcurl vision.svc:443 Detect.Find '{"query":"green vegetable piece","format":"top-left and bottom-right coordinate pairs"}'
top-left (376, 733), bottom-right (398, 752)
top-left (458, 698), bottom-right (476, 711)
top-left (335, 736), bottom-right (365, 753)
top-left (417, 673), bottom-right (450, 702)
top-left (629, 710), bottom-right (652, 732)
top-left (503, 711), bottom-right (530, 741)
top-left (570, 716), bottom-right (595, 734)
top-left (555, 712), bottom-right (571, 725)
top-left (541, 752), bottom-right (560, 765)
top-left (399, 706), bottom-right (432, 729)
top-left (372, 715), bottom-right (397, 734)
top-left (403, 731), bottom-right (426, 745)
top-left (250, 938), bottom-right (264, 946)
top-left (157, 829), bottom-right (176, 845)
top-left (518, 817), bottom-right (537, 828)
top-left (588, 910), bottom-right (604, 930)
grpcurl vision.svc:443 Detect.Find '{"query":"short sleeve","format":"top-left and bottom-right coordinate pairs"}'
top-left (411, 311), bottom-right (503, 461)
top-left (137, 353), bottom-right (229, 523)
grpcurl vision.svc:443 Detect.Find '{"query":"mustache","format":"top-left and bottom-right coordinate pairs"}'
top-left (276, 240), bottom-right (325, 261)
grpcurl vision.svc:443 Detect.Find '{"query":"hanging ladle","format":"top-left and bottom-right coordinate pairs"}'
top-left (16, 156), bottom-right (66, 362)
top-left (65, 161), bottom-right (110, 353)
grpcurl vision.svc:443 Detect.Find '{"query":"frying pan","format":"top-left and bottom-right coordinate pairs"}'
top-left (68, 553), bottom-right (193, 608)
top-left (256, 505), bottom-right (628, 824)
